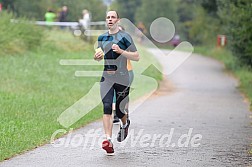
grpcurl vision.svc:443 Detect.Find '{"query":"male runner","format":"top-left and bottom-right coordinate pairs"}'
top-left (94, 10), bottom-right (139, 155)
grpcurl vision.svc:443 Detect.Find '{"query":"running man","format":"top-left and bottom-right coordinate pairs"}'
top-left (94, 10), bottom-right (139, 155)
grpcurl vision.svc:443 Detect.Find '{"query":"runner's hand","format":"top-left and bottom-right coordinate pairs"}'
top-left (94, 48), bottom-right (104, 61)
top-left (112, 44), bottom-right (123, 54)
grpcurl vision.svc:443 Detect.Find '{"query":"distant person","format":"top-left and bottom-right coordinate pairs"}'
top-left (79, 9), bottom-right (91, 30)
top-left (136, 21), bottom-right (147, 43)
top-left (58, 5), bottom-right (68, 29)
top-left (58, 6), bottom-right (68, 22)
top-left (45, 8), bottom-right (56, 22)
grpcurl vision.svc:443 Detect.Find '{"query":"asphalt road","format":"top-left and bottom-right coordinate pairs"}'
top-left (1, 49), bottom-right (251, 167)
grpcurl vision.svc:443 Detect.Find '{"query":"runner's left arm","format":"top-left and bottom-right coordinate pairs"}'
top-left (112, 34), bottom-right (139, 61)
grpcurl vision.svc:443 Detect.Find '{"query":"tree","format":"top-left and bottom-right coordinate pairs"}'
top-left (177, 0), bottom-right (195, 23)
top-left (218, 0), bottom-right (252, 66)
top-left (176, 0), bottom-right (196, 40)
top-left (185, 6), bottom-right (220, 45)
top-left (111, 0), bottom-right (141, 23)
top-left (14, 0), bottom-right (48, 19)
top-left (52, 0), bottom-right (106, 21)
top-left (3, 0), bottom-right (106, 21)
top-left (1, 0), bottom-right (16, 13)
top-left (200, 0), bottom-right (219, 17)
top-left (134, 0), bottom-right (178, 36)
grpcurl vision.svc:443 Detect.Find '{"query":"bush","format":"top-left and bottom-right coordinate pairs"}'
top-left (218, 0), bottom-right (252, 67)
top-left (185, 6), bottom-right (220, 45)
top-left (0, 11), bottom-right (44, 56)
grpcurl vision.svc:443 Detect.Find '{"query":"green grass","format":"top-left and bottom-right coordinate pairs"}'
top-left (234, 68), bottom-right (252, 107)
top-left (0, 30), bottom-right (99, 160)
top-left (0, 29), bottom-right (162, 161)
top-left (0, 12), bottom-right (44, 56)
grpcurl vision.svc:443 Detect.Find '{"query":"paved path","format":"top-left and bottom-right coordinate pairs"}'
top-left (1, 49), bottom-right (251, 167)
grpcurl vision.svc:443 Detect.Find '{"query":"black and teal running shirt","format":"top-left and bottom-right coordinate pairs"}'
top-left (98, 30), bottom-right (137, 72)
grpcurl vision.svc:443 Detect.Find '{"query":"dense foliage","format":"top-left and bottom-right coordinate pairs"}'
top-left (0, 0), bottom-right (251, 66)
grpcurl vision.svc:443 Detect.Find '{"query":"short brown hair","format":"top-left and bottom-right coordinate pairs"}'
top-left (107, 10), bottom-right (120, 18)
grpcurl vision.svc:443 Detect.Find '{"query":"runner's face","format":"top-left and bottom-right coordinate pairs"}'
top-left (106, 11), bottom-right (119, 29)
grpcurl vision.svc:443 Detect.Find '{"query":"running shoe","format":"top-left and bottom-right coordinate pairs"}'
top-left (117, 119), bottom-right (130, 142)
top-left (102, 139), bottom-right (114, 155)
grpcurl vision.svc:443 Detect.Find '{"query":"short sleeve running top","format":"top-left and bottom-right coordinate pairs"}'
top-left (98, 30), bottom-right (137, 72)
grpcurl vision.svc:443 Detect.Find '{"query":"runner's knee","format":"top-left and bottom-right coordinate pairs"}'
top-left (115, 109), bottom-right (125, 119)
